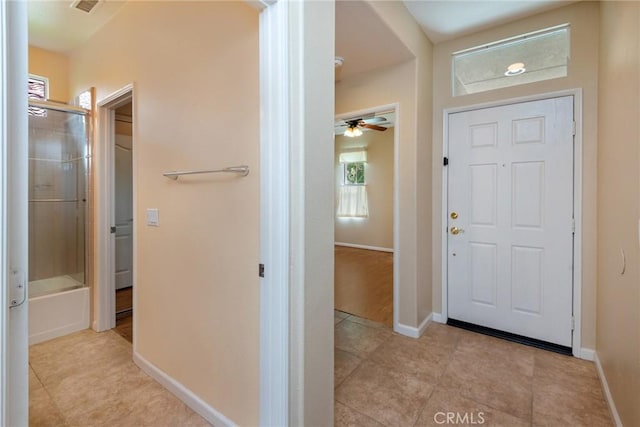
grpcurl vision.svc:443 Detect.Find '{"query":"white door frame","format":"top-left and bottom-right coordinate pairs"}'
top-left (256, 1), bottom-right (289, 424)
top-left (335, 103), bottom-right (401, 332)
top-left (258, 0), bottom-right (334, 425)
top-left (0, 0), bottom-right (29, 424)
top-left (94, 85), bottom-right (134, 335)
top-left (441, 89), bottom-right (583, 358)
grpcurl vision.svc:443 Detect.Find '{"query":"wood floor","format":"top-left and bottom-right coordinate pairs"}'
top-left (115, 287), bottom-right (133, 343)
top-left (334, 246), bottom-right (393, 326)
top-left (116, 286), bottom-right (133, 312)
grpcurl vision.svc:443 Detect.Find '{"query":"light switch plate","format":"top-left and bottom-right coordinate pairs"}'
top-left (146, 208), bottom-right (159, 226)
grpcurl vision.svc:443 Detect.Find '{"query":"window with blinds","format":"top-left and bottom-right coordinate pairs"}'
top-left (28, 74), bottom-right (49, 117)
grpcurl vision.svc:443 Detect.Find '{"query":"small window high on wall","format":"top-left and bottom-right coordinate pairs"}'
top-left (452, 24), bottom-right (570, 96)
top-left (28, 74), bottom-right (49, 117)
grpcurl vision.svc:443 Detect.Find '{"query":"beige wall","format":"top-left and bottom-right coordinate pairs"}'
top-left (335, 129), bottom-right (394, 249)
top-left (335, 0), bottom-right (433, 330)
top-left (68, 2), bottom-right (260, 424)
top-left (432, 1), bottom-right (599, 349)
top-left (597, 2), bottom-right (640, 425)
top-left (28, 45), bottom-right (70, 102)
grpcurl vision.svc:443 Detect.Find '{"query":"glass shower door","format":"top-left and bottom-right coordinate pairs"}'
top-left (28, 106), bottom-right (88, 298)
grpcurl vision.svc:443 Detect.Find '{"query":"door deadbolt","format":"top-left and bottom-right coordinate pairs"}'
top-left (450, 212), bottom-right (458, 219)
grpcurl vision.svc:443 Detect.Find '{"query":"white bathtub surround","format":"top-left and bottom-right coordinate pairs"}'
top-left (29, 276), bottom-right (90, 345)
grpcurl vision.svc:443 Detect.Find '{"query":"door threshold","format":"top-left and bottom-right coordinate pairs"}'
top-left (447, 318), bottom-right (572, 356)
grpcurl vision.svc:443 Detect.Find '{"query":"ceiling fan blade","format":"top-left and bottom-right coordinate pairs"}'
top-left (361, 116), bottom-right (385, 124)
top-left (361, 123), bottom-right (387, 131)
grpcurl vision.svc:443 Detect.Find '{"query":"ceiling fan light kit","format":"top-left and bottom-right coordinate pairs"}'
top-left (342, 118), bottom-right (387, 137)
top-left (344, 126), bottom-right (362, 138)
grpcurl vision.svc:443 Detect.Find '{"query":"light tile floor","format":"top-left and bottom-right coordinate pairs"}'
top-left (30, 315), bottom-right (614, 427)
top-left (29, 329), bottom-right (208, 427)
top-left (335, 311), bottom-right (614, 427)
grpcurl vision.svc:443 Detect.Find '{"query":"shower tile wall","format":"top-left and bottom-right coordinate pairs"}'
top-left (29, 111), bottom-right (87, 282)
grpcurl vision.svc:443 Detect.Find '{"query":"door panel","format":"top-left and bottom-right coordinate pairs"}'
top-left (115, 134), bottom-right (133, 290)
top-left (447, 96), bottom-right (574, 347)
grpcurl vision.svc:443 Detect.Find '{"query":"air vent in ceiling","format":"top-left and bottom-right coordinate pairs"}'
top-left (71, 0), bottom-right (100, 13)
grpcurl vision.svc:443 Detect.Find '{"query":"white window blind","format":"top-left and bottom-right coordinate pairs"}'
top-left (336, 185), bottom-right (369, 218)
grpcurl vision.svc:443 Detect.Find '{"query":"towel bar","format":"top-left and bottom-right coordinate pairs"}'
top-left (163, 165), bottom-right (249, 180)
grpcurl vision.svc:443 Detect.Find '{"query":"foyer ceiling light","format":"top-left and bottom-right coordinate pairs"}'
top-left (505, 62), bottom-right (526, 76)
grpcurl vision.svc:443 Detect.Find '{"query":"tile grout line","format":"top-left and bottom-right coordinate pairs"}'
top-left (30, 362), bottom-right (72, 427)
top-left (410, 329), bottom-right (465, 427)
top-left (445, 332), bottom-right (536, 425)
top-left (334, 316), bottom-right (396, 426)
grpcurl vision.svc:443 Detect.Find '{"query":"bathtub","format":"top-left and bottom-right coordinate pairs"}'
top-left (29, 275), bottom-right (90, 345)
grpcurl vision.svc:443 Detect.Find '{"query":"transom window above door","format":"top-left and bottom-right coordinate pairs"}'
top-left (452, 24), bottom-right (570, 96)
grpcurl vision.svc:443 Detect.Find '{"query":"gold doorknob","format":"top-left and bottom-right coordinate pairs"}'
top-left (450, 226), bottom-right (464, 235)
top-left (450, 212), bottom-right (458, 219)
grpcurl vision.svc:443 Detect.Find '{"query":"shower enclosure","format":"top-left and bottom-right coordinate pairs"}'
top-left (28, 100), bottom-right (91, 344)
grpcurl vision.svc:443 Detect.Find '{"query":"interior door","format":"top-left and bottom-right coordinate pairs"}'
top-left (447, 96), bottom-right (574, 347)
top-left (2, 1), bottom-right (29, 424)
top-left (115, 133), bottom-right (133, 290)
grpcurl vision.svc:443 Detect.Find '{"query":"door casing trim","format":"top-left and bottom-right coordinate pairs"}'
top-left (441, 88), bottom-right (583, 358)
top-left (95, 84), bottom-right (134, 337)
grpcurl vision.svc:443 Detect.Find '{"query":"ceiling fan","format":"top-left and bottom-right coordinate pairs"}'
top-left (338, 116), bottom-right (388, 137)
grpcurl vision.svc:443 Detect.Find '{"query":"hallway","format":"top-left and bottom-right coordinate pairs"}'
top-left (29, 314), bottom-right (613, 426)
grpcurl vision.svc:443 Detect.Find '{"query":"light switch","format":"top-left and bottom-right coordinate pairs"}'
top-left (146, 208), bottom-right (159, 226)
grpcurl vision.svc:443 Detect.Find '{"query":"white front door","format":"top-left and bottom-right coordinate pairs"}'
top-left (115, 133), bottom-right (133, 290)
top-left (447, 96), bottom-right (574, 347)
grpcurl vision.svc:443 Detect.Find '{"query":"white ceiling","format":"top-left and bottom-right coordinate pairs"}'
top-left (28, 0), bottom-right (576, 77)
top-left (403, 0), bottom-right (576, 44)
top-left (28, 0), bottom-right (126, 53)
top-left (335, 1), bottom-right (414, 81)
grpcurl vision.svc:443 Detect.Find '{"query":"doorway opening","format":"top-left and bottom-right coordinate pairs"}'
top-left (113, 101), bottom-right (133, 343)
top-left (94, 85), bottom-right (134, 336)
top-left (334, 105), bottom-right (398, 328)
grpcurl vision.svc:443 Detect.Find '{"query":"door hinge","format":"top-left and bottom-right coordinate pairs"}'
top-left (571, 316), bottom-right (575, 331)
top-left (572, 121), bottom-right (576, 136)
top-left (9, 269), bottom-right (26, 308)
top-left (572, 218), bottom-right (575, 234)
top-left (110, 226), bottom-right (116, 234)
top-left (259, 263), bottom-right (265, 278)
top-left (443, 157), bottom-right (449, 166)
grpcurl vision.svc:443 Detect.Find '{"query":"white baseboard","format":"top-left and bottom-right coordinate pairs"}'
top-left (578, 347), bottom-right (595, 361)
top-left (432, 312), bottom-right (444, 323)
top-left (395, 313), bottom-right (431, 338)
top-left (334, 242), bottom-right (394, 253)
top-left (133, 351), bottom-right (237, 427)
top-left (594, 352), bottom-right (623, 427)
